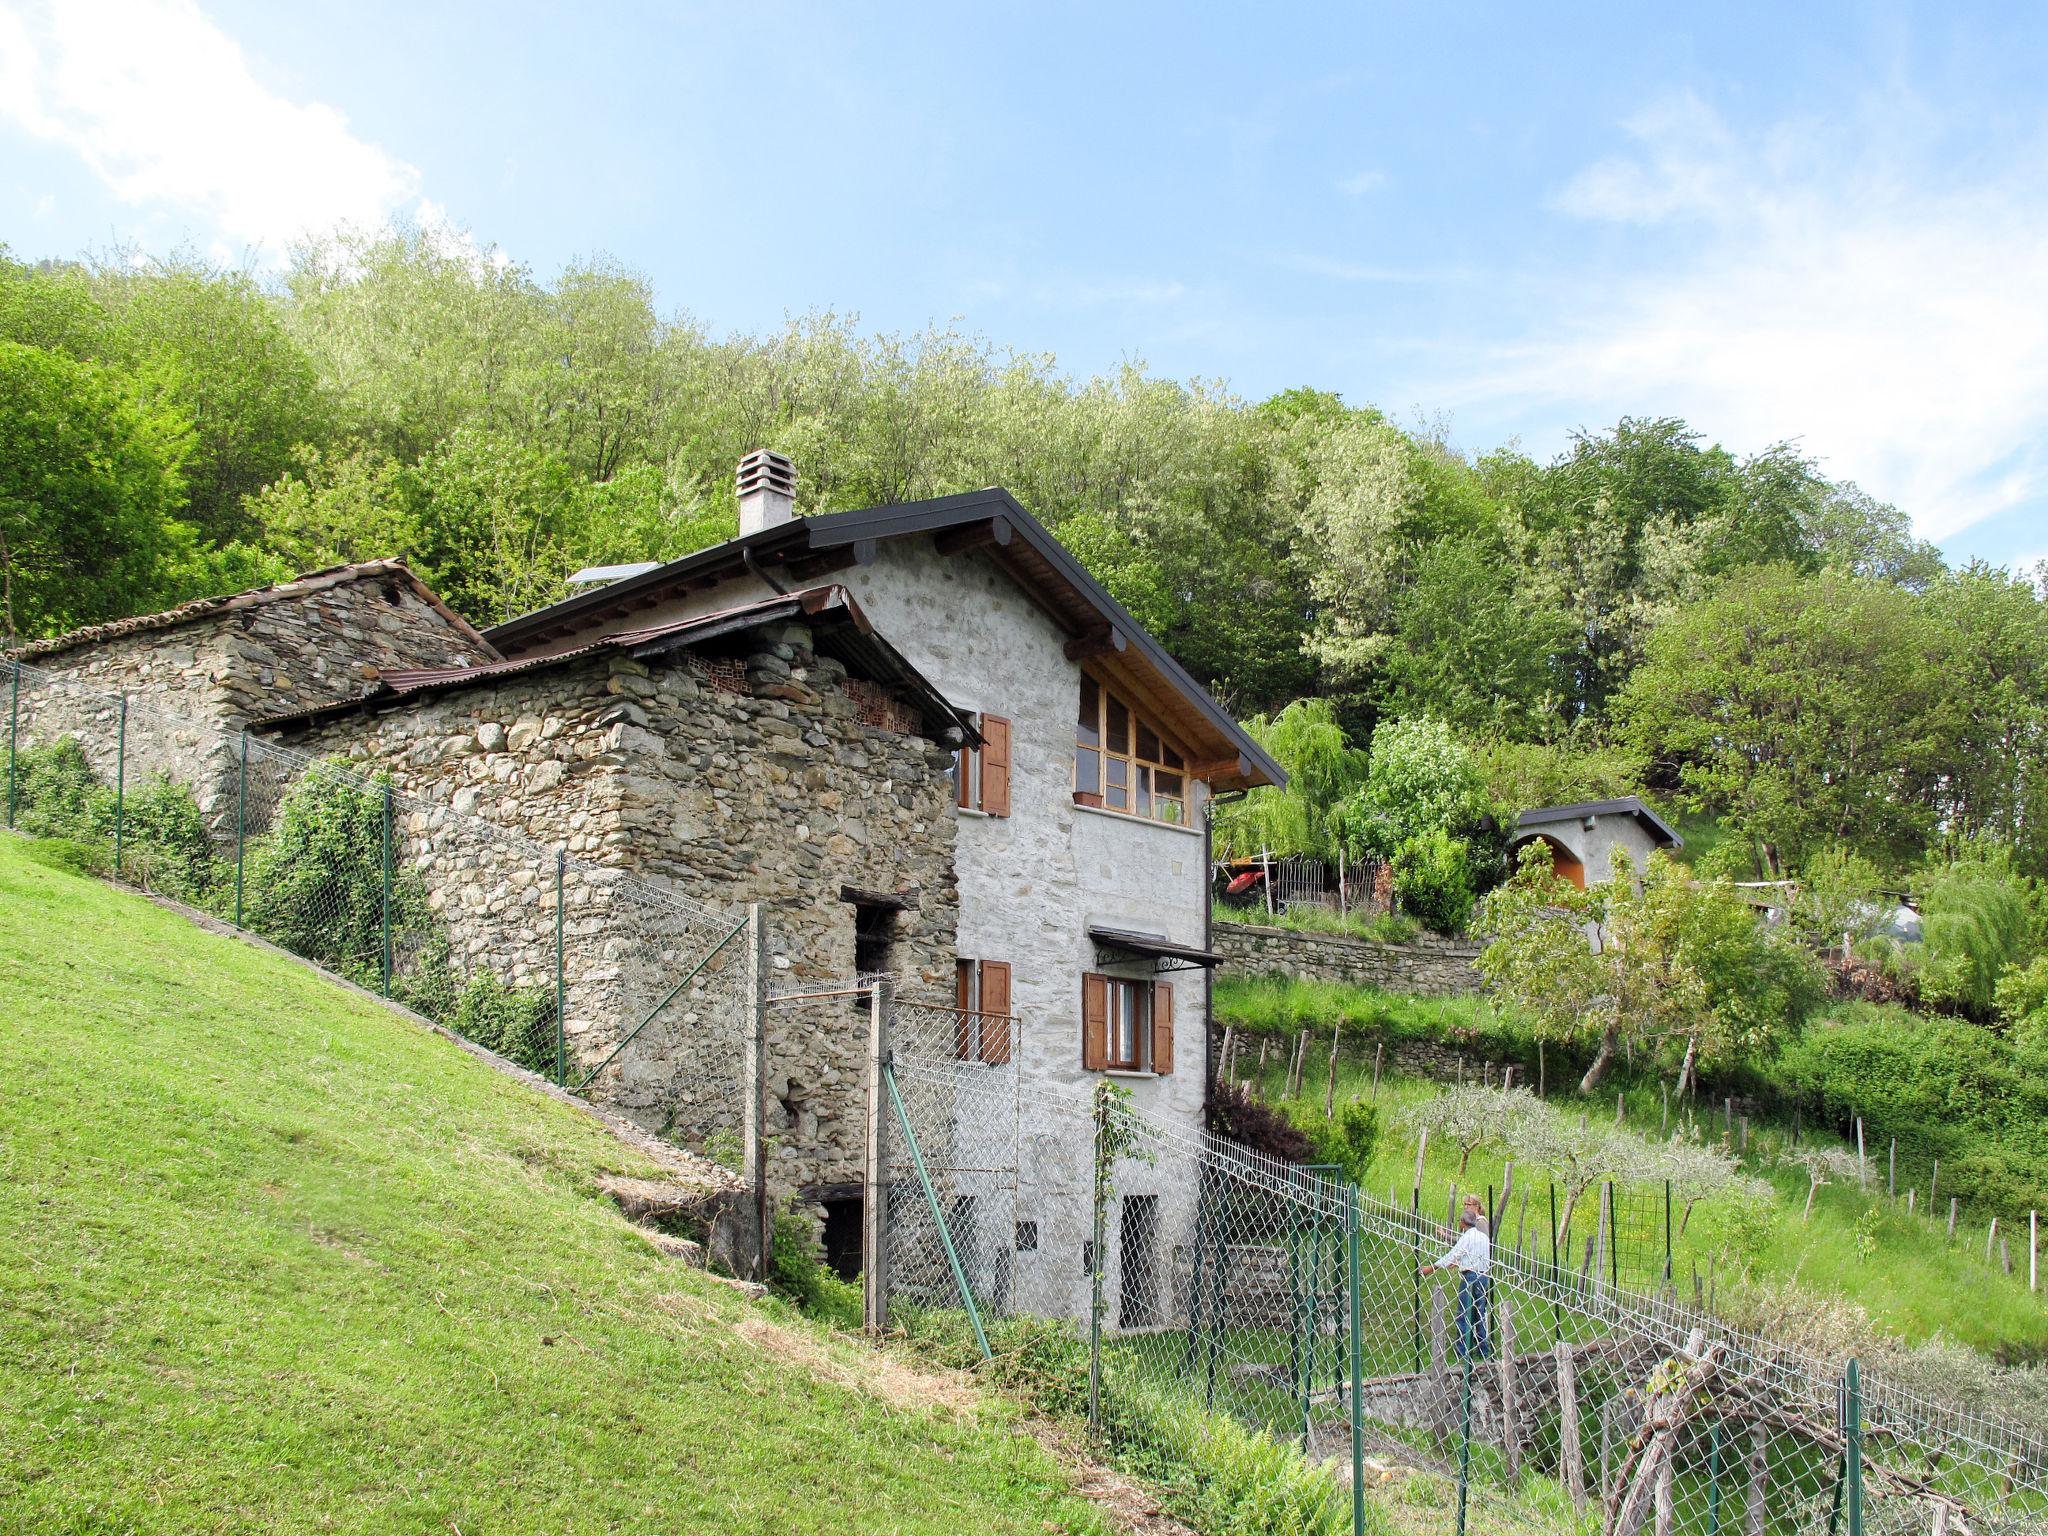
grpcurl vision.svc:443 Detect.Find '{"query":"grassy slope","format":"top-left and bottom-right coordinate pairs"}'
top-left (1219, 1030), bottom-right (2048, 1359)
top-left (0, 838), bottom-right (1112, 1536)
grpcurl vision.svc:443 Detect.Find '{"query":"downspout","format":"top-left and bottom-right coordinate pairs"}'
top-left (1203, 788), bottom-right (1246, 1111)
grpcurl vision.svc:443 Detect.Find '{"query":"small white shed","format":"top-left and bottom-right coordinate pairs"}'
top-left (1510, 796), bottom-right (1683, 890)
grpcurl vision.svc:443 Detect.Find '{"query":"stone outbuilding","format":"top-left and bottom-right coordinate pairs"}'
top-left (1510, 796), bottom-right (1683, 890)
top-left (7, 560), bottom-right (496, 836)
top-left (257, 584), bottom-right (971, 1199)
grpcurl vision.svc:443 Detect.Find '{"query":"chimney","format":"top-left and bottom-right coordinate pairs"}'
top-left (736, 449), bottom-right (797, 536)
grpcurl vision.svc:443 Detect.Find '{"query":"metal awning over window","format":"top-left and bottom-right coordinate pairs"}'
top-left (1087, 926), bottom-right (1224, 974)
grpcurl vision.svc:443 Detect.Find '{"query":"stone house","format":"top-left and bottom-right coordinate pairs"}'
top-left (1511, 796), bottom-right (1683, 890)
top-left (7, 560), bottom-right (496, 837)
top-left (256, 584), bottom-right (970, 1202)
top-left (484, 451), bottom-right (1285, 1317)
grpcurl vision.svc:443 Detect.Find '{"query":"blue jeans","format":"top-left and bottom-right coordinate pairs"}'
top-left (1456, 1272), bottom-right (1493, 1361)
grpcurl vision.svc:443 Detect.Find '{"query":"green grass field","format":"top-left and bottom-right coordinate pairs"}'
top-left (1219, 1037), bottom-right (2048, 1361)
top-left (0, 836), bottom-right (1119, 1535)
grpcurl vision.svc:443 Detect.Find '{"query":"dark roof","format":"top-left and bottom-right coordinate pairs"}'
top-left (1515, 796), bottom-right (1683, 849)
top-left (1087, 926), bottom-right (1226, 969)
top-left (254, 585), bottom-right (977, 743)
top-left (483, 488), bottom-right (1284, 792)
top-left (7, 559), bottom-right (497, 663)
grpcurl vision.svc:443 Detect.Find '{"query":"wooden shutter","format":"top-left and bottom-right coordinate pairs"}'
top-left (955, 744), bottom-right (977, 810)
top-left (954, 960), bottom-right (976, 1060)
top-left (1081, 973), bottom-right (1109, 1071)
top-left (1151, 980), bottom-right (1175, 1075)
top-left (978, 960), bottom-right (1013, 1065)
top-left (979, 714), bottom-right (1012, 817)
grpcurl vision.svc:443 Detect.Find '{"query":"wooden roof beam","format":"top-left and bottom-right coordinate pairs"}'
top-left (1064, 625), bottom-right (1128, 662)
top-left (933, 516), bottom-right (1013, 555)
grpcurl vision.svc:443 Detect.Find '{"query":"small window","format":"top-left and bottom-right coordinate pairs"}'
top-left (1015, 1220), bottom-right (1039, 1253)
top-left (853, 902), bottom-right (895, 979)
top-left (1082, 1239), bottom-right (1096, 1276)
top-left (1107, 978), bottom-right (1148, 1072)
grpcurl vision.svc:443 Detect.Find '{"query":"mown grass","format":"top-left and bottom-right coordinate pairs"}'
top-left (0, 836), bottom-right (1118, 1535)
top-left (1216, 1041), bottom-right (2048, 1360)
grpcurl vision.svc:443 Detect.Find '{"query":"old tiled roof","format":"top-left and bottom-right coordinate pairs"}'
top-left (8, 559), bottom-right (498, 663)
top-left (253, 584), bottom-right (978, 744)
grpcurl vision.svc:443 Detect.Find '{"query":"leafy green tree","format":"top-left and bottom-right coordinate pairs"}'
top-left (1211, 698), bottom-right (1367, 860)
top-left (1351, 716), bottom-right (1491, 860)
top-left (1391, 828), bottom-right (1477, 936)
top-left (0, 341), bottom-right (191, 642)
top-left (1615, 564), bottom-right (1949, 874)
top-left (1907, 841), bottom-right (2042, 1020)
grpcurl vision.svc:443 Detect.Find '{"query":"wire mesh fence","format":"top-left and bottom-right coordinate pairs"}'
top-left (878, 1000), bottom-right (2048, 1536)
top-left (3, 657), bottom-right (755, 1162)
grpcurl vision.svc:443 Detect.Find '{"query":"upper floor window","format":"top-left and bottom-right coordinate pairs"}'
top-left (955, 713), bottom-right (1012, 816)
top-left (1074, 675), bottom-right (1190, 825)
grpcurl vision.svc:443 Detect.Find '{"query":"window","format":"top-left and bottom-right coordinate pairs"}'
top-left (853, 902), bottom-right (896, 979)
top-left (1106, 977), bottom-right (1148, 1070)
top-left (955, 713), bottom-right (1012, 816)
top-left (1074, 676), bottom-right (1190, 824)
top-left (953, 958), bottom-right (1014, 1065)
top-left (1080, 974), bottom-right (1175, 1075)
top-left (1015, 1220), bottom-right (1038, 1253)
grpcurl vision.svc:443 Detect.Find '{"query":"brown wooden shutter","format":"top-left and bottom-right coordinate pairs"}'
top-left (1150, 981), bottom-right (1175, 1075)
top-left (956, 744), bottom-right (977, 810)
top-left (1081, 973), bottom-right (1109, 1071)
top-left (954, 960), bottom-right (976, 1060)
top-left (979, 714), bottom-right (1012, 817)
top-left (978, 960), bottom-right (1013, 1065)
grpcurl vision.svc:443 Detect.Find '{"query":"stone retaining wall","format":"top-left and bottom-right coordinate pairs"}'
top-left (1212, 921), bottom-right (1484, 996)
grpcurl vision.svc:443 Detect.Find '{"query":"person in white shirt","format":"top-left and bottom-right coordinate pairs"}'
top-left (1421, 1194), bottom-right (1492, 1360)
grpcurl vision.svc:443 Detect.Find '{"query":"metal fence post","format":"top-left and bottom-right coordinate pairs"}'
top-left (113, 692), bottom-right (128, 874)
top-left (1089, 1086), bottom-right (1108, 1435)
top-left (1665, 1178), bottom-right (1674, 1285)
top-left (233, 731), bottom-right (248, 928)
top-left (553, 848), bottom-right (566, 1086)
top-left (5, 661), bottom-right (18, 828)
top-left (379, 780), bottom-right (393, 996)
top-left (1706, 1418), bottom-right (1724, 1535)
top-left (1346, 1184), bottom-right (1365, 1536)
top-left (1846, 1357), bottom-right (1864, 1536)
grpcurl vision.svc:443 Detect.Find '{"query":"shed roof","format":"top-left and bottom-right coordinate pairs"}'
top-left (482, 488), bottom-right (1283, 792)
top-left (1514, 795), bottom-right (1683, 849)
top-left (253, 585), bottom-right (977, 744)
top-left (6, 559), bottom-right (497, 664)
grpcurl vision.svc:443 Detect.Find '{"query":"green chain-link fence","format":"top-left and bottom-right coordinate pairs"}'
top-left (877, 994), bottom-right (2048, 1536)
top-left (3, 658), bottom-right (754, 1165)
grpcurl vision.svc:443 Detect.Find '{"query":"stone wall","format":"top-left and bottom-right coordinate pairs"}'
top-left (1212, 921), bottom-right (1484, 997)
top-left (268, 632), bottom-right (959, 1198)
top-left (9, 566), bottom-right (493, 835)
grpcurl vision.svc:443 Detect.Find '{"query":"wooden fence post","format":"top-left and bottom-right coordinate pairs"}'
top-left (1744, 1421), bottom-right (1768, 1536)
top-left (1557, 1341), bottom-right (1585, 1513)
top-left (1371, 1041), bottom-right (1384, 1102)
top-left (1324, 1025), bottom-right (1340, 1119)
top-left (1498, 1296), bottom-right (1519, 1477)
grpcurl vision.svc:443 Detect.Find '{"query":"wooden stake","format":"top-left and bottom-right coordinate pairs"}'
top-left (1371, 1041), bottom-right (1384, 1102)
top-left (1538, 1039), bottom-right (1546, 1098)
top-left (1856, 1117), bottom-right (1866, 1182)
top-left (1744, 1422), bottom-right (1768, 1536)
top-left (1661, 1083), bottom-right (1669, 1136)
top-left (1498, 1296), bottom-right (1519, 1477)
top-left (1413, 1128), bottom-right (1429, 1204)
top-left (1217, 1025), bottom-right (1233, 1088)
top-left (1889, 1137), bottom-right (1896, 1196)
top-left (2031, 1210), bottom-right (2038, 1294)
top-left (1324, 1025), bottom-right (1340, 1119)
top-left (1987, 1217), bottom-right (1998, 1263)
top-left (1948, 1197), bottom-right (1958, 1239)
top-left (1616, 1090), bottom-right (1625, 1126)
top-left (1557, 1341), bottom-right (1585, 1513)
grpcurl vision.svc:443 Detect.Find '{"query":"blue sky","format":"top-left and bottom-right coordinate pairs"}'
top-left (3, 1), bottom-right (2045, 569)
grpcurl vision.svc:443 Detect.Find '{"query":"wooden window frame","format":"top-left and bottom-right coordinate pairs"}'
top-left (953, 957), bottom-right (1013, 1065)
top-left (1082, 972), bottom-right (1175, 1075)
top-left (955, 713), bottom-right (1012, 817)
top-left (1074, 674), bottom-right (1195, 826)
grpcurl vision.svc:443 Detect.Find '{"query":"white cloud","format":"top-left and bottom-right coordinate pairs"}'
top-left (1436, 89), bottom-right (2048, 543)
top-left (1336, 169), bottom-right (1387, 197)
top-left (0, 0), bottom-right (420, 259)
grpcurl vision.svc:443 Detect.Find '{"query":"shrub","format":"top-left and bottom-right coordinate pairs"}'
top-left (1206, 1082), bottom-right (1313, 1163)
top-left (11, 736), bottom-right (105, 837)
top-left (245, 761), bottom-right (430, 986)
top-left (449, 969), bottom-right (558, 1075)
top-left (1392, 827), bottom-right (1475, 935)
top-left (1304, 1099), bottom-right (1379, 1185)
top-left (767, 1202), bottom-right (862, 1330)
top-left (116, 774), bottom-right (224, 901)
top-left (10, 738), bottom-right (222, 899)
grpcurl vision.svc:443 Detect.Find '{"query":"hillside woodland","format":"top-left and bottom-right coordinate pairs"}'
top-left (5, 232), bottom-right (2048, 1300)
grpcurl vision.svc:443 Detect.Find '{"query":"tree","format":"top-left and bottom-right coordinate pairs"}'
top-left (1907, 840), bottom-right (2043, 1020)
top-left (0, 341), bottom-right (191, 642)
top-left (1615, 564), bottom-right (1951, 873)
top-left (1789, 1146), bottom-right (1865, 1223)
top-left (1502, 1097), bottom-right (1650, 1242)
top-left (1477, 842), bottom-right (1820, 1092)
top-left (1210, 698), bottom-right (1368, 860)
top-left (1399, 1085), bottom-right (1537, 1176)
top-left (1351, 715), bottom-right (1492, 861)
